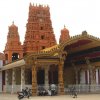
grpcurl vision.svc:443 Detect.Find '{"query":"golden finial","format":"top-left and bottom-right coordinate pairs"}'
top-left (12, 21), bottom-right (14, 25)
top-left (30, 2), bottom-right (32, 6)
top-left (64, 25), bottom-right (66, 28)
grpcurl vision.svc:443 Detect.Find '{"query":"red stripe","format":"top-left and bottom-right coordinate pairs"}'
top-left (72, 52), bottom-right (100, 60)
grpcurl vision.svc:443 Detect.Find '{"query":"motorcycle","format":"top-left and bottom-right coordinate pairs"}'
top-left (17, 87), bottom-right (31, 99)
top-left (50, 84), bottom-right (57, 96)
top-left (38, 86), bottom-right (48, 96)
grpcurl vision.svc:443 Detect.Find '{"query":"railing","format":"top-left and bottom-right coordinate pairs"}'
top-left (65, 84), bottom-right (100, 93)
top-left (4, 84), bottom-right (100, 94)
top-left (37, 84), bottom-right (58, 95)
top-left (3, 84), bottom-right (32, 93)
top-left (37, 84), bottom-right (58, 90)
top-left (3, 84), bottom-right (58, 94)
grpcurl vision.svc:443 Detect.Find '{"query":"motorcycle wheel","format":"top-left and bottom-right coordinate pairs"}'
top-left (18, 95), bottom-right (24, 99)
top-left (27, 95), bottom-right (30, 99)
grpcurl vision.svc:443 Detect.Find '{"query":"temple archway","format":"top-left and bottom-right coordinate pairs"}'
top-left (37, 69), bottom-right (45, 85)
top-left (12, 53), bottom-right (19, 61)
top-left (49, 65), bottom-right (58, 84)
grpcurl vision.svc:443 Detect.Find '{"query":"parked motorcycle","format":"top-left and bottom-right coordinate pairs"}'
top-left (17, 87), bottom-right (32, 99)
top-left (50, 84), bottom-right (57, 96)
top-left (38, 86), bottom-right (48, 96)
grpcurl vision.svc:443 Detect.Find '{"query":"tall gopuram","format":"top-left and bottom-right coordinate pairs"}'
top-left (4, 22), bottom-right (23, 63)
top-left (23, 3), bottom-right (57, 54)
top-left (59, 25), bottom-right (70, 43)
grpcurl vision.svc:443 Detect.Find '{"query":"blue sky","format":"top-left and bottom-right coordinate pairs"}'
top-left (0, 0), bottom-right (100, 52)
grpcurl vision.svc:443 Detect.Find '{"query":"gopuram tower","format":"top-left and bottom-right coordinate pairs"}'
top-left (23, 3), bottom-right (57, 54)
top-left (59, 25), bottom-right (70, 43)
top-left (4, 22), bottom-right (23, 63)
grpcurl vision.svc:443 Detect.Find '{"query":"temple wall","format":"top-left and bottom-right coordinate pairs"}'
top-left (64, 67), bottom-right (75, 87)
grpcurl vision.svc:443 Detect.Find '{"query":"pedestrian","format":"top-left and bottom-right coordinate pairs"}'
top-left (72, 86), bottom-right (77, 98)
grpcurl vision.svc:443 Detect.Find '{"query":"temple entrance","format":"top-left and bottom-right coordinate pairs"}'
top-left (49, 65), bottom-right (58, 84)
top-left (12, 53), bottom-right (19, 61)
top-left (25, 69), bottom-right (32, 84)
top-left (37, 69), bottom-right (45, 85)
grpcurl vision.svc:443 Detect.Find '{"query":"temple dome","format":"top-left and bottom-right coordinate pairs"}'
top-left (61, 25), bottom-right (69, 33)
top-left (9, 21), bottom-right (18, 29)
top-left (59, 25), bottom-right (70, 43)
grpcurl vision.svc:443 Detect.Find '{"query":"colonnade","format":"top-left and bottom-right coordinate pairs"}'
top-left (71, 59), bottom-right (100, 85)
top-left (32, 61), bottom-right (64, 95)
top-left (4, 66), bottom-right (26, 93)
top-left (3, 60), bottom-right (65, 95)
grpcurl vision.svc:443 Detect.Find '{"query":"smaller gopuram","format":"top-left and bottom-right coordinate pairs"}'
top-left (59, 25), bottom-right (70, 43)
top-left (4, 22), bottom-right (23, 63)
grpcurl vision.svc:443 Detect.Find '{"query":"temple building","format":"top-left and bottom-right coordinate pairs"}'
top-left (0, 3), bottom-right (100, 95)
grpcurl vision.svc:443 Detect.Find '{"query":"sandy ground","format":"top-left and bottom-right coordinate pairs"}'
top-left (0, 93), bottom-right (100, 100)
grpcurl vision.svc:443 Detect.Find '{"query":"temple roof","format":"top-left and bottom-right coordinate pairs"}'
top-left (1, 31), bottom-right (100, 70)
top-left (24, 31), bottom-right (100, 59)
top-left (61, 31), bottom-right (100, 53)
top-left (1, 59), bottom-right (25, 70)
top-left (42, 44), bottom-right (59, 52)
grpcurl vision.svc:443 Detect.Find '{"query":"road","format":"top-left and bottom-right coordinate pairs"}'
top-left (0, 93), bottom-right (100, 100)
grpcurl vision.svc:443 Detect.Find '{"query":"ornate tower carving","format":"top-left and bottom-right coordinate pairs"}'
top-left (4, 22), bottom-right (23, 63)
top-left (23, 3), bottom-right (57, 54)
top-left (59, 25), bottom-right (70, 43)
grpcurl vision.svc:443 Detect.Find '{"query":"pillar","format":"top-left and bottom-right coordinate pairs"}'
top-left (85, 58), bottom-right (96, 92)
top-left (58, 61), bottom-right (64, 95)
top-left (85, 70), bottom-right (88, 84)
top-left (19, 52), bottom-right (23, 59)
top-left (95, 68), bottom-right (100, 84)
top-left (5, 70), bottom-right (8, 93)
top-left (11, 68), bottom-right (16, 94)
top-left (32, 64), bottom-right (37, 96)
top-left (21, 66), bottom-right (25, 91)
top-left (75, 70), bottom-right (78, 84)
top-left (8, 52), bottom-right (12, 63)
top-left (85, 58), bottom-right (96, 84)
top-left (98, 69), bottom-right (100, 84)
top-left (0, 71), bottom-right (2, 92)
top-left (45, 66), bottom-right (49, 89)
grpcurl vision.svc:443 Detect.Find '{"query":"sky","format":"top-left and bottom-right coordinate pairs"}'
top-left (0, 0), bottom-right (100, 53)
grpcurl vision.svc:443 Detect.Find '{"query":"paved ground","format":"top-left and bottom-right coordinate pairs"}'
top-left (0, 93), bottom-right (100, 100)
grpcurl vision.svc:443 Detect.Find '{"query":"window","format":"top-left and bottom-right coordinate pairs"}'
top-left (12, 53), bottom-right (19, 61)
top-left (41, 35), bottom-right (45, 39)
top-left (40, 26), bottom-right (43, 30)
top-left (42, 46), bottom-right (45, 49)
